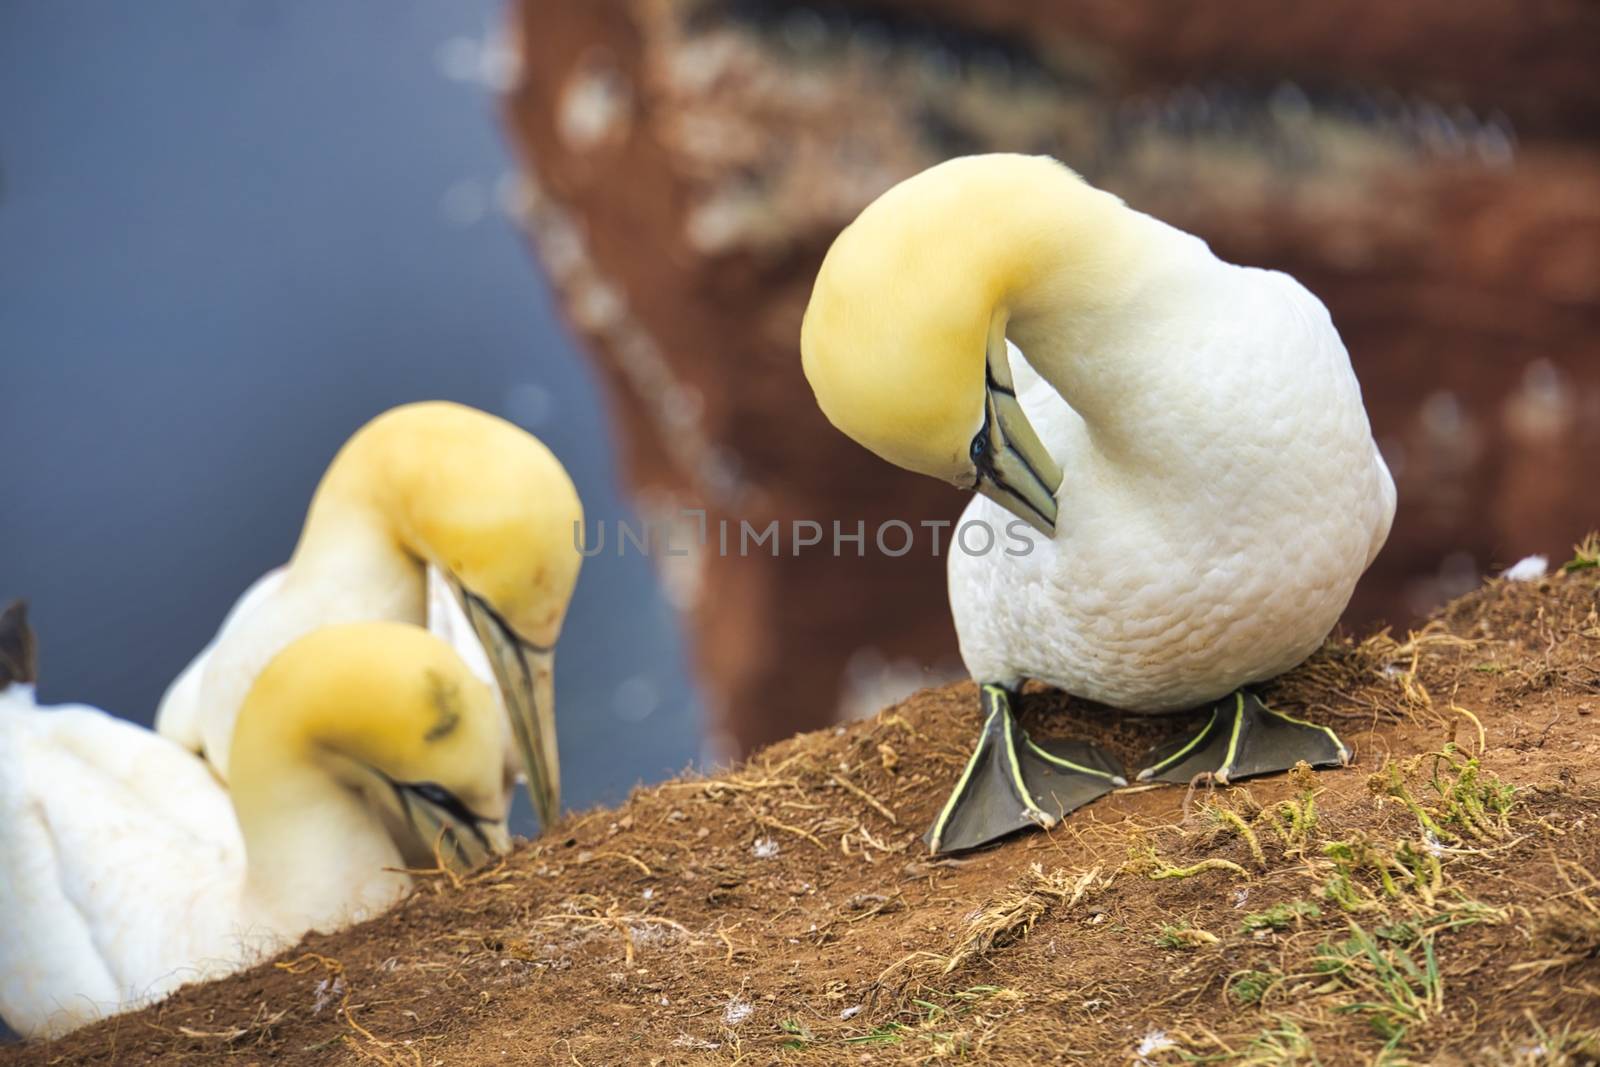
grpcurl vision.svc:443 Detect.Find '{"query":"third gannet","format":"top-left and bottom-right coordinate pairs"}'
top-left (154, 401), bottom-right (583, 829)
top-left (802, 154), bottom-right (1394, 852)
top-left (0, 606), bottom-right (510, 1037)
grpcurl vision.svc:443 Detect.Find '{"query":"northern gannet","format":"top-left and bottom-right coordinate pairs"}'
top-left (153, 401), bottom-right (583, 830)
top-left (801, 154), bottom-right (1395, 852)
top-left (0, 603), bottom-right (512, 1038)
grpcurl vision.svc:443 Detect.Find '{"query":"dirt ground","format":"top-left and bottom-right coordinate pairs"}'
top-left (8, 545), bottom-right (1600, 1066)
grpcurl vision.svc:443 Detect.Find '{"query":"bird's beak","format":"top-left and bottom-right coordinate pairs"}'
top-left (453, 584), bottom-right (562, 833)
top-left (397, 785), bottom-right (511, 872)
top-left (974, 336), bottom-right (1062, 536)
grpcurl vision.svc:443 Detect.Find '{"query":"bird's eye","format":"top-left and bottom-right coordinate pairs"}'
top-left (969, 432), bottom-right (986, 462)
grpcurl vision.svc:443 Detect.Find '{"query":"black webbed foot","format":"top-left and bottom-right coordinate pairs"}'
top-left (925, 684), bottom-right (1124, 854)
top-left (1135, 691), bottom-right (1351, 786)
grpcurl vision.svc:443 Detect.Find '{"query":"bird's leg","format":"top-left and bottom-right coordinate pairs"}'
top-left (1135, 691), bottom-right (1351, 786)
top-left (924, 683), bottom-right (1125, 854)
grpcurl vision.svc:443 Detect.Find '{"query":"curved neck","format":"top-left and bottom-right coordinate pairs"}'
top-left (289, 430), bottom-right (426, 587)
top-left (987, 177), bottom-right (1204, 428)
top-left (229, 724), bottom-right (409, 936)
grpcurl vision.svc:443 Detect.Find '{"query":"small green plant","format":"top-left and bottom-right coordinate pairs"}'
top-left (1320, 866), bottom-right (1380, 913)
top-left (1242, 900), bottom-right (1322, 932)
top-left (1563, 532), bottom-right (1599, 572)
top-left (1392, 839), bottom-right (1444, 906)
top-left (1426, 748), bottom-right (1516, 841)
top-left (844, 1025), bottom-right (904, 1046)
top-left (1204, 802), bottom-right (1267, 867)
top-left (1127, 842), bottom-right (1250, 881)
top-left (1376, 900), bottom-right (1505, 946)
top-left (841, 986), bottom-right (1012, 1054)
top-left (1257, 789), bottom-right (1319, 853)
top-left (1312, 921), bottom-right (1442, 1050)
top-left (1371, 751), bottom-right (1517, 848)
top-left (1228, 968), bottom-right (1281, 1006)
top-left (1325, 836), bottom-right (1403, 899)
top-left (1373, 763), bottom-right (1452, 842)
top-left (1317, 837), bottom-right (1397, 913)
top-left (779, 1017), bottom-right (814, 1050)
top-left (1237, 1017), bottom-right (1320, 1066)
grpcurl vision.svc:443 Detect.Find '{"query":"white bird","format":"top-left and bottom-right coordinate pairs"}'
top-left (801, 154), bottom-right (1395, 852)
top-left (0, 603), bottom-right (512, 1038)
top-left (153, 401), bottom-right (584, 830)
top-left (154, 566), bottom-right (284, 751)
top-left (158, 567), bottom-right (494, 761)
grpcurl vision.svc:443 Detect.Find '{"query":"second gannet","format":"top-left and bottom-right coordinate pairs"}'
top-left (802, 154), bottom-right (1395, 852)
top-left (0, 606), bottom-right (511, 1038)
top-left (154, 401), bottom-right (583, 829)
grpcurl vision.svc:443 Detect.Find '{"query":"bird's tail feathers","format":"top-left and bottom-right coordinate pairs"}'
top-left (0, 600), bottom-right (38, 689)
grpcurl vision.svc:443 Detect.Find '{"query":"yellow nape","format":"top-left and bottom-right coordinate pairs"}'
top-left (229, 621), bottom-right (506, 821)
top-left (299, 401), bottom-right (584, 648)
top-left (800, 153), bottom-right (1127, 484)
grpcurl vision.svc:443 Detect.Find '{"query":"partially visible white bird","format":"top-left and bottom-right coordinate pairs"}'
top-left (1500, 555), bottom-right (1548, 582)
top-left (153, 401), bottom-right (584, 830)
top-left (157, 566), bottom-right (494, 762)
top-left (0, 603), bottom-right (511, 1038)
top-left (154, 566), bottom-right (285, 754)
top-left (802, 154), bottom-right (1395, 852)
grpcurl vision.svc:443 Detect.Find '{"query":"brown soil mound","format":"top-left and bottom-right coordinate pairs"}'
top-left (9, 549), bottom-right (1600, 1065)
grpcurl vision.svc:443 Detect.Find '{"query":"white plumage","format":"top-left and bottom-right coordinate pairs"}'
top-left (800, 154), bottom-right (1396, 851)
top-left (0, 686), bottom-right (248, 1036)
top-left (155, 564), bottom-right (497, 758)
top-left (155, 553), bottom-right (423, 782)
top-left (0, 620), bottom-right (509, 1039)
top-left (154, 566), bottom-right (286, 754)
top-left (949, 233), bottom-right (1395, 710)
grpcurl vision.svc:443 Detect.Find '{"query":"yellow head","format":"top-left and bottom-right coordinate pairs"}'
top-left (800, 154), bottom-right (1119, 534)
top-left (301, 400), bottom-right (583, 829)
top-left (230, 621), bottom-right (512, 871)
top-left (316, 401), bottom-right (584, 647)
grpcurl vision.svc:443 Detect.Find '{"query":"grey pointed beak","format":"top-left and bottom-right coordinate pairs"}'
top-left (453, 585), bottom-right (561, 833)
top-left (396, 783), bottom-right (511, 872)
top-left (974, 345), bottom-right (1062, 536)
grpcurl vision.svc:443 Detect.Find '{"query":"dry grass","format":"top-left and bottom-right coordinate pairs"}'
top-left (7, 555), bottom-right (1600, 1066)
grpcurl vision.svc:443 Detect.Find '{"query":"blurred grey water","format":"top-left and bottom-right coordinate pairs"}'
top-left (0, 0), bottom-right (703, 824)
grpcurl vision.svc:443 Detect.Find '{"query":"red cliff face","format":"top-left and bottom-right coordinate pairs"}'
top-left (503, 0), bottom-right (1600, 756)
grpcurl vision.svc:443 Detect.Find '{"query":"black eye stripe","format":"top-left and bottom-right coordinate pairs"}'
top-left (368, 761), bottom-right (498, 850)
top-left (460, 587), bottom-right (553, 656)
top-left (971, 406), bottom-right (996, 475)
top-left (406, 781), bottom-right (482, 823)
top-left (410, 782), bottom-right (456, 808)
top-left (406, 781), bottom-right (493, 849)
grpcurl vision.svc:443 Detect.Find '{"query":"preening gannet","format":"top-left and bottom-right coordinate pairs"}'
top-left (0, 603), bottom-right (511, 1038)
top-left (153, 401), bottom-right (584, 830)
top-left (801, 154), bottom-right (1395, 853)
top-left (159, 569), bottom-right (494, 769)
